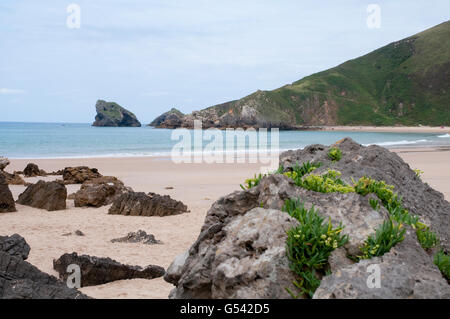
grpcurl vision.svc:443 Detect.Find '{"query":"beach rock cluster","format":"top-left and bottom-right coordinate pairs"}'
top-left (92, 100), bottom-right (141, 127)
top-left (108, 191), bottom-right (188, 217)
top-left (53, 252), bottom-right (165, 287)
top-left (165, 138), bottom-right (450, 299)
top-left (74, 176), bottom-right (132, 207)
top-left (0, 235), bottom-right (88, 299)
top-left (62, 166), bottom-right (102, 184)
top-left (111, 230), bottom-right (162, 245)
top-left (17, 180), bottom-right (67, 211)
top-left (0, 173), bottom-right (16, 213)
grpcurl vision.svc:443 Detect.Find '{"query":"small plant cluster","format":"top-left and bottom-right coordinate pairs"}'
top-left (359, 219), bottom-right (405, 259)
top-left (283, 198), bottom-right (348, 298)
top-left (240, 173), bottom-right (265, 190)
top-left (283, 161), bottom-right (322, 185)
top-left (434, 250), bottom-right (450, 281)
top-left (414, 169), bottom-right (424, 179)
top-left (299, 170), bottom-right (355, 193)
top-left (327, 147), bottom-right (342, 162)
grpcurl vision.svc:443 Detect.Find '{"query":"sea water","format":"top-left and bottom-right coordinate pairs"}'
top-left (0, 122), bottom-right (449, 159)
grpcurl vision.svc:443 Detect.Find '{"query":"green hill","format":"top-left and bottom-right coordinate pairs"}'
top-left (190, 21), bottom-right (450, 127)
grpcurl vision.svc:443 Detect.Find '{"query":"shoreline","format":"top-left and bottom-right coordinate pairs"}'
top-left (316, 126), bottom-right (450, 133)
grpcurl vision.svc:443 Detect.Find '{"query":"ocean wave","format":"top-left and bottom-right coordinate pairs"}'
top-left (437, 133), bottom-right (450, 138)
top-left (364, 139), bottom-right (428, 147)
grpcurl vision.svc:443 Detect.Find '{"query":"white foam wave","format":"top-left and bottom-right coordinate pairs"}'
top-left (437, 133), bottom-right (450, 138)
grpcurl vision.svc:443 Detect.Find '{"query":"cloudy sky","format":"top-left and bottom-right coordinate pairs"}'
top-left (0, 0), bottom-right (448, 123)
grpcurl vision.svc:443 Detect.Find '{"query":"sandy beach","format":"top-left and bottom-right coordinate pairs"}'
top-left (320, 126), bottom-right (450, 133)
top-left (1, 146), bottom-right (449, 299)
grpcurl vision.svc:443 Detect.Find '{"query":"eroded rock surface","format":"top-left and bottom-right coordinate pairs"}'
top-left (53, 252), bottom-right (165, 287)
top-left (62, 166), bottom-right (102, 184)
top-left (108, 191), bottom-right (188, 217)
top-left (74, 176), bottom-right (131, 207)
top-left (23, 163), bottom-right (46, 177)
top-left (17, 180), bottom-right (67, 211)
top-left (111, 230), bottom-right (161, 245)
top-left (0, 234), bottom-right (30, 260)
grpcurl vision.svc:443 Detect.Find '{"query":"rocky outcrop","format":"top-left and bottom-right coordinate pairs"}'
top-left (62, 166), bottom-right (102, 184)
top-left (165, 138), bottom-right (450, 299)
top-left (53, 252), bottom-right (165, 287)
top-left (149, 108), bottom-right (184, 128)
top-left (92, 100), bottom-right (141, 127)
top-left (0, 234), bottom-right (30, 260)
top-left (0, 236), bottom-right (88, 299)
top-left (17, 180), bottom-right (67, 211)
top-left (0, 158), bottom-right (26, 186)
top-left (111, 230), bottom-right (161, 245)
top-left (314, 229), bottom-right (450, 299)
top-left (23, 163), bottom-right (46, 177)
top-left (279, 137), bottom-right (450, 251)
top-left (74, 176), bottom-right (131, 207)
top-left (108, 192), bottom-right (188, 217)
top-left (0, 173), bottom-right (16, 213)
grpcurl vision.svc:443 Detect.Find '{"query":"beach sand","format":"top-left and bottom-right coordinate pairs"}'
top-left (1, 147), bottom-right (449, 299)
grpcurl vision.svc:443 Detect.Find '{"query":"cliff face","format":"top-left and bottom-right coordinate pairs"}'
top-left (92, 100), bottom-right (141, 127)
top-left (150, 21), bottom-right (450, 129)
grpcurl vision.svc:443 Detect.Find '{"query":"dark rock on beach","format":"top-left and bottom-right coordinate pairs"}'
top-left (0, 236), bottom-right (88, 299)
top-left (0, 173), bottom-right (16, 213)
top-left (74, 176), bottom-right (132, 207)
top-left (17, 180), bottom-right (67, 211)
top-left (165, 138), bottom-right (450, 299)
top-left (0, 234), bottom-right (30, 260)
top-left (92, 100), bottom-right (141, 127)
top-left (108, 191), bottom-right (188, 217)
top-left (23, 163), bottom-right (46, 177)
top-left (62, 166), bottom-right (102, 184)
top-left (73, 176), bottom-right (131, 207)
top-left (53, 252), bottom-right (165, 287)
top-left (111, 230), bottom-right (162, 245)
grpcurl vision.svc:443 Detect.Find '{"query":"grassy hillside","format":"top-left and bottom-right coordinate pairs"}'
top-left (206, 21), bottom-right (450, 126)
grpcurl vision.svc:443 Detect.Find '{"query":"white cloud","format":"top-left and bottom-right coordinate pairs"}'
top-left (0, 88), bottom-right (26, 94)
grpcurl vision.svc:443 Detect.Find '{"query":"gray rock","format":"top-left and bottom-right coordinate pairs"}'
top-left (0, 237), bottom-right (88, 299)
top-left (168, 208), bottom-right (299, 299)
top-left (280, 137), bottom-right (450, 251)
top-left (0, 234), bottom-right (30, 260)
top-left (314, 229), bottom-right (450, 299)
top-left (17, 180), bottom-right (67, 211)
top-left (164, 250), bottom-right (189, 285)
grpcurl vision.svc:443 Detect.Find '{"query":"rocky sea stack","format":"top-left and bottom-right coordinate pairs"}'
top-left (92, 100), bottom-right (141, 127)
top-left (165, 138), bottom-right (450, 299)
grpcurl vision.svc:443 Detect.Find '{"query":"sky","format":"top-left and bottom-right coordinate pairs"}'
top-left (0, 0), bottom-right (449, 123)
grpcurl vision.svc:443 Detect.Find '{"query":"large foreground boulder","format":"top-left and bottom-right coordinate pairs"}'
top-left (314, 229), bottom-right (450, 299)
top-left (0, 173), bottom-right (16, 213)
top-left (168, 208), bottom-right (299, 299)
top-left (17, 180), bottom-right (67, 211)
top-left (53, 252), bottom-right (165, 287)
top-left (0, 236), bottom-right (88, 299)
top-left (108, 192), bottom-right (188, 217)
top-left (74, 176), bottom-right (131, 207)
top-left (63, 166), bottom-right (102, 184)
top-left (165, 138), bottom-right (450, 299)
top-left (0, 234), bottom-right (30, 260)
